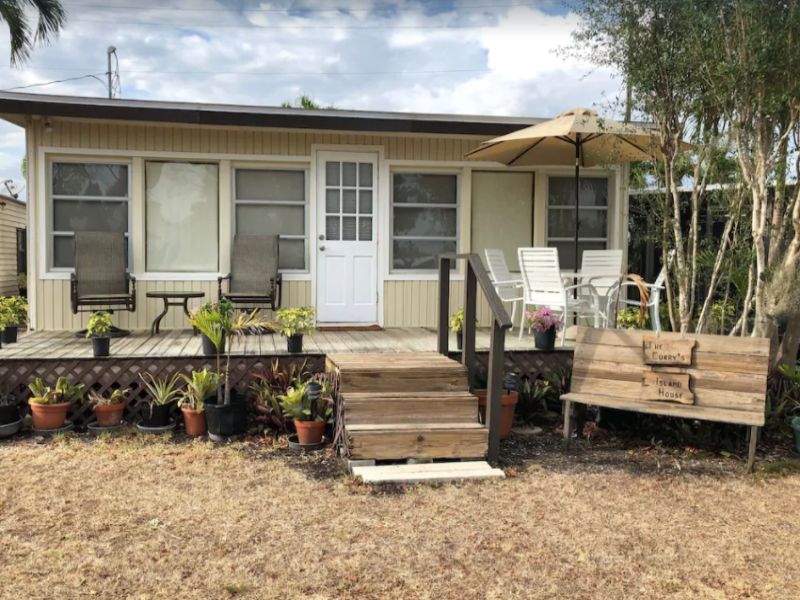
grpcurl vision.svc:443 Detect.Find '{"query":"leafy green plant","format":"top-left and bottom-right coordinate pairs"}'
top-left (178, 369), bottom-right (220, 412)
top-left (274, 307), bottom-right (315, 338)
top-left (450, 308), bottom-right (465, 333)
top-left (278, 379), bottom-right (333, 423)
top-left (0, 296), bottom-right (28, 327)
top-left (139, 372), bottom-right (183, 406)
top-left (88, 387), bottom-right (128, 406)
top-left (248, 359), bottom-right (310, 432)
top-left (616, 307), bottom-right (650, 330)
top-left (190, 300), bottom-right (269, 405)
top-left (86, 311), bottom-right (113, 338)
top-left (28, 377), bottom-right (84, 405)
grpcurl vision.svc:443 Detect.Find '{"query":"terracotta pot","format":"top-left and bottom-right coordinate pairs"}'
top-left (475, 390), bottom-right (518, 439)
top-left (94, 402), bottom-right (125, 427)
top-left (28, 400), bottom-right (70, 430)
top-left (294, 419), bottom-right (325, 445)
top-left (181, 407), bottom-right (207, 437)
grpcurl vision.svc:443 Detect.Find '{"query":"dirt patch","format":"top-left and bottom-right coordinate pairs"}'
top-left (1, 430), bottom-right (798, 599)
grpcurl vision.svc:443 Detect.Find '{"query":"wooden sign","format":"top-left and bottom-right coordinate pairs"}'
top-left (641, 370), bottom-right (694, 404)
top-left (642, 336), bottom-right (696, 366)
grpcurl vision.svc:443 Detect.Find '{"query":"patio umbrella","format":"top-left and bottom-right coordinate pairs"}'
top-left (464, 107), bottom-right (673, 269)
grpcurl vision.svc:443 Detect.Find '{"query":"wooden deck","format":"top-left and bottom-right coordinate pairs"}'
top-left (0, 327), bottom-right (574, 360)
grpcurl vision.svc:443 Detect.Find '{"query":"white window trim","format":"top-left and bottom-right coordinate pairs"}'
top-left (545, 175), bottom-right (611, 264)
top-left (389, 169), bottom-right (461, 276)
top-left (46, 158), bottom-right (133, 274)
top-left (233, 165), bottom-right (310, 275)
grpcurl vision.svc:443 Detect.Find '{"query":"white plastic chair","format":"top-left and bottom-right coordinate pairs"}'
top-left (518, 247), bottom-right (602, 345)
top-left (607, 267), bottom-right (667, 332)
top-left (484, 249), bottom-right (523, 332)
top-left (577, 249), bottom-right (624, 325)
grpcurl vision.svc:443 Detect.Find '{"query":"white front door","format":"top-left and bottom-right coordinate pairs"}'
top-left (315, 151), bottom-right (378, 323)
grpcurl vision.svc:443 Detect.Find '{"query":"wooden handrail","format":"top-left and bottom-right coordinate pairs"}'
top-left (437, 253), bottom-right (512, 464)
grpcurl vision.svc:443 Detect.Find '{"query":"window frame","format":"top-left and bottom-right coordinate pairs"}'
top-left (389, 169), bottom-right (460, 274)
top-left (545, 175), bottom-right (610, 268)
top-left (232, 166), bottom-right (310, 274)
top-left (47, 158), bottom-right (132, 273)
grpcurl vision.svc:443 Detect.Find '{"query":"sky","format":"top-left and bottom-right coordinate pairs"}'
top-left (0, 0), bottom-right (620, 198)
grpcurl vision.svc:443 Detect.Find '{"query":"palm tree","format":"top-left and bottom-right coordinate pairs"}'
top-left (1, 0), bottom-right (65, 65)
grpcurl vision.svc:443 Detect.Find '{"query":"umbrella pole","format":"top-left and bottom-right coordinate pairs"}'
top-left (574, 132), bottom-right (581, 273)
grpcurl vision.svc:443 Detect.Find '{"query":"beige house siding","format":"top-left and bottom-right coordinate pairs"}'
top-left (23, 117), bottom-right (626, 331)
top-left (0, 197), bottom-right (25, 296)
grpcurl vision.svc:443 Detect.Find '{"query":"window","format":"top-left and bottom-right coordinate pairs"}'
top-left (546, 176), bottom-right (608, 270)
top-left (49, 161), bottom-right (130, 269)
top-left (146, 161), bottom-right (219, 272)
top-left (471, 171), bottom-right (533, 272)
top-left (391, 172), bottom-right (458, 271)
top-left (234, 169), bottom-right (307, 271)
top-left (16, 228), bottom-right (27, 276)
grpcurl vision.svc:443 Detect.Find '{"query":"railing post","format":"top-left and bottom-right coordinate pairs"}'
top-left (486, 320), bottom-right (505, 464)
top-left (462, 260), bottom-right (477, 377)
top-left (437, 256), bottom-right (450, 355)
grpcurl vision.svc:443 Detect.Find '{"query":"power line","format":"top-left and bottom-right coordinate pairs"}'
top-left (63, 1), bottom-right (549, 14)
top-left (0, 66), bottom-right (493, 76)
top-left (61, 17), bottom-right (513, 29)
top-left (0, 72), bottom-right (107, 92)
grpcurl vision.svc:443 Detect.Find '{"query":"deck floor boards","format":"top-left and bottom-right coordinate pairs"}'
top-left (0, 327), bottom-right (574, 360)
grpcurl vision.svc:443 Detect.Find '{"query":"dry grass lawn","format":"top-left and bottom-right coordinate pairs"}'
top-left (1, 432), bottom-right (799, 600)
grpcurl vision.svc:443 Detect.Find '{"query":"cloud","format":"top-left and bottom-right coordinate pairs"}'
top-left (0, 1), bottom-right (619, 193)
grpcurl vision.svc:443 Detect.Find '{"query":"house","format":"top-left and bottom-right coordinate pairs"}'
top-left (0, 193), bottom-right (26, 297)
top-left (0, 92), bottom-right (630, 331)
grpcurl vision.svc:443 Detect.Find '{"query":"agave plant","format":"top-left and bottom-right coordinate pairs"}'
top-left (178, 369), bottom-right (220, 412)
top-left (139, 372), bottom-right (183, 406)
top-left (87, 387), bottom-right (129, 406)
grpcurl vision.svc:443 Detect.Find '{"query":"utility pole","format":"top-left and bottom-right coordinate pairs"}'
top-left (106, 46), bottom-right (118, 99)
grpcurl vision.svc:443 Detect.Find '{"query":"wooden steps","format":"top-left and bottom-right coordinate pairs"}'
top-left (351, 461), bottom-right (505, 484)
top-left (327, 352), bottom-right (489, 462)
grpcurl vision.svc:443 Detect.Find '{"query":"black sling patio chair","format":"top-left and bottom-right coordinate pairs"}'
top-left (70, 231), bottom-right (136, 337)
top-left (218, 234), bottom-right (282, 312)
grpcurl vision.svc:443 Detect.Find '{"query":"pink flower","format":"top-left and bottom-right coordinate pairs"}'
top-left (524, 307), bottom-right (563, 333)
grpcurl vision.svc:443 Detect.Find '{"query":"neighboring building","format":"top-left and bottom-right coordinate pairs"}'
top-left (0, 193), bottom-right (26, 296)
top-left (0, 92), bottom-right (630, 331)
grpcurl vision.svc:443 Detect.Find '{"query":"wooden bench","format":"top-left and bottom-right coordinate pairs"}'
top-left (562, 327), bottom-right (771, 471)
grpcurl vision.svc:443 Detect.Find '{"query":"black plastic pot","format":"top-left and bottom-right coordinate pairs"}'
top-left (287, 334), bottom-right (303, 353)
top-left (533, 328), bottom-right (556, 351)
top-left (140, 401), bottom-right (175, 428)
top-left (2, 325), bottom-right (18, 344)
top-left (92, 336), bottom-right (110, 357)
top-left (0, 404), bottom-right (20, 426)
top-left (205, 393), bottom-right (248, 438)
top-left (456, 330), bottom-right (463, 351)
top-left (201, 333), bottom-right (225, 357)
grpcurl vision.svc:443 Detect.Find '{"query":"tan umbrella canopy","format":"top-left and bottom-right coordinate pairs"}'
top-left (465, 107), bottom-right (673, 269)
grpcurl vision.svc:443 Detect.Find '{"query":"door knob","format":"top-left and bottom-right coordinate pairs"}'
top-left (319, 245), bottom-right (326, 251)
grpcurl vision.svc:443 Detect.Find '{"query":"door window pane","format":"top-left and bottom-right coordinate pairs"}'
top-left (359, 217), bottom-right (372, 241)
top-left (342, 216), bottom-right (357, 241)
top-left (547, 176), bottom-right (609, 270)
top-left (325, 189), bottom-right (340, 213)
top-left (359, 163), bottom-right (373, 187)
top-left (342, 162), bottom-right (357, 186)
top-left (359, 190), bottom-right (373, 214)
top-left (326, 216), bottom-right (340, 241)
top-left (342, 190), bottom-right (357, 214)
top-left (325, 162), bottom-right (340, 186)
top-left (146, 162), bottom-right (219, 272)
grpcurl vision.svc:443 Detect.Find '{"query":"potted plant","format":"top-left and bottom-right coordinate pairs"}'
top-left (177, 369), bottom-right (219, 437)
top-left (472, 369), bottom-right (519, 440)
top-left (1, 295), bottom-right (27, 344)
top-left (28, 377), bottom-right (84, 431)
top-left (87, 388), bottom-right (128, 427)
top-left (450, 308), bottom-right (465, 350)
top-left (138, 372), bottom-right (183, 430)
top-left (248, 359), bottom-right (309, 434)
top-left (0, 392), bottom-right (22, 438)
top-left (525, 306), bottom-right (563, 351)
top-left (192, 304), bottom-right (266, 440)
top-left (274, 307), bottom-right (315, 353)
top-left (86, 311), bottom-right (113, 357)
top-left (278, 375), bottom-right (333, 445)
top-left (189, 301), bottom-right (233, 357)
